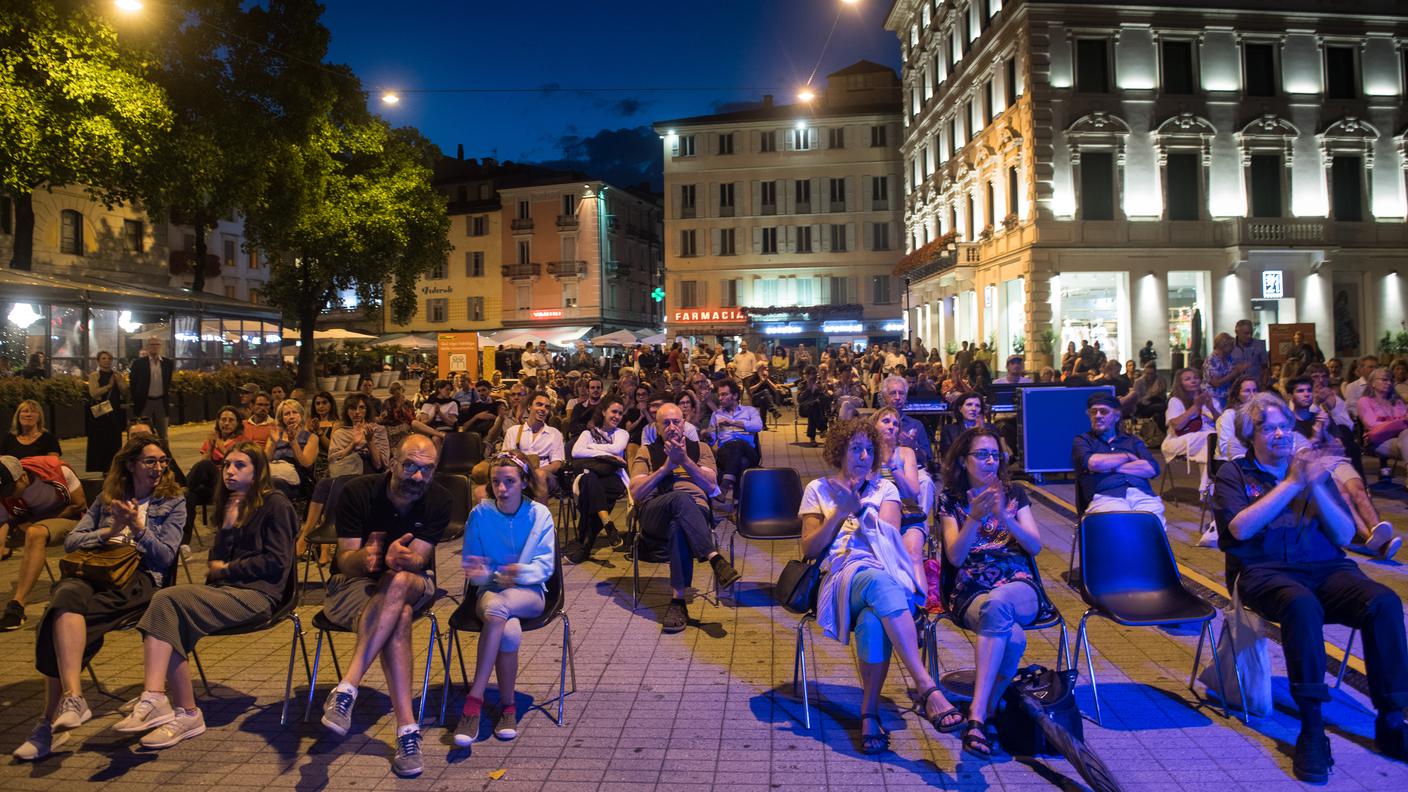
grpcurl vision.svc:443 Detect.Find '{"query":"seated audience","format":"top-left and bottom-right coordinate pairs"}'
top-left (377, 381), bottom-right (417, 447)
top-left (267, 399), bottom-right (319, 496)
top-left (320, 436), bottom-right (450, 778)
top-left (937, 426), bottom-right (1049, 757)
top-left (879, 375), bottom-right (934, 472)
top-left (799, 418), bottom-right (962, 754)
top-left (1359, 366), bottom-right (1408, 481)
top-left (1129, 362), bottom-right (1168, 430)
top-left (1287, 377), bottom-right (1399, 560)
top-left (644, 393), bottom-right (700, 445)
top-left (939, 392), bottom-right (987, 460)
top-left (357, 376), bottom-right (382, 418)
top-left (329, 393), bottom-right (390, 477)
top-left (1213, 392), bottom-right (1408, 783)
top-left (1163, 367), bottom-right (1218, 497)
top-left (458, 380), bottom-right (501, 435)
top-left (452, 452), bottom-right (556, 746)
top-left (628, 404), bottom-right (739, 633)
top-left (796, 366), bottom-right (834, 446)
top-left (566, 376), bottom-right (604, 440)
top-left (1215, 376), bottom-right (1260, 461)
top-left (563, 398), bottom-right (629, 564)
top-left (1072, 392), bottom-right (1166, 524)
top-left (11, 437), bottom-right (184, 762)
top-left (0, 454), bottom-right (87, 630)
top-left (242, 392), bottom-right (277, 446)
top-left (748, 366), bottom-right (784, 427)
top-left (113, 444), bottom-right (295, 748)
top-left (491, 392), bottom-right (565, 503)
top-left (411, 380), bottom-right (459, 443)
top-left (2, 399), bottom-right (62, 459)
top-left (188, 407), bottom-right (247, 512)
top-left (992, 355), bottom-right (1032, 385)
top-left (623, 386), bottom-right (653, 447)
top-left (707, 379), bottom-right (763, 503)
top-left (309, 391), bottom-right (340, 479)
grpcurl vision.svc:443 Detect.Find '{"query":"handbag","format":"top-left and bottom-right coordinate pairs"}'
top-left (995, 665), bottom-right (1084, 756)
top-left (59, 543), bottom-right (141, 589)
top-left (775, 558), bottom-right (820, 615)
top-left (579, 456), bottom-right (626, 478)
top-left (327, 453), bottom-right (365, 478)
top-left (1199, 578), bottom-right (1273, 716)
top-left (90, 401), bottom-right (114, 418)
top-left (268, 459), bottom-right (302, 486)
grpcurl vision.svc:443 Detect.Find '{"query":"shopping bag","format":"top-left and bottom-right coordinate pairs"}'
top-left (1199, 581), bottom-right (1273, 716)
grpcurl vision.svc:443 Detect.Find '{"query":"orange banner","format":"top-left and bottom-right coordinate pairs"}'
top-left (437, 333), bottom-right (479, 379)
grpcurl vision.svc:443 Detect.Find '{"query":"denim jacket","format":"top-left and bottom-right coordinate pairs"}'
top-left (65, 495), bottom-right (186, 586)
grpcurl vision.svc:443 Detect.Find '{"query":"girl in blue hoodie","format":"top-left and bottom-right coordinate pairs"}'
top-left (454, 451), bottom-right (556, 746)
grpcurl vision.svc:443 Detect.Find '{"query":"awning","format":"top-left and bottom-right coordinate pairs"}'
top-left (0, 267), bottom-right (281, 320)
top-left (590, 329), bottom-right (641, 347)
top-left (312, 328), bottom-right (376, 342)
top-left (375, 333), bottom-right (438, 350)
top-left (481, 326), bottom-right (593, 349)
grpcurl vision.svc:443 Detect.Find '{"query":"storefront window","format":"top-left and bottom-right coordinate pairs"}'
top-left (1, 301), bottom-right (46, 371)
top-left (1167, 271), bottom-right (1209, 362)
top-left (49, 304), bottom-right (85, 377)
top-left (1003, 278), bottom-right (1026, 359)
top-left (1057, 272), bottom-right (1127, 361)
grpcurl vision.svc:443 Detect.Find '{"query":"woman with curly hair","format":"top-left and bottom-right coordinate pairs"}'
top-left (936, 426), bottom-right (1049, 758)
top-left (799, 418), bottom-right (961, 755)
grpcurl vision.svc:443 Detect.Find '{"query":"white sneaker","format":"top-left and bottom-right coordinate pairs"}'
top-left (113, 691), bottom-right (174, 733)
top-left (51, 694), bottom-right (91, 730)
top-left (1197, 526), bottom-right (1219, 548)
top-left (140, 708), bottom-right (205, 749)
top-left (12, 721), bottom-right (68, 761)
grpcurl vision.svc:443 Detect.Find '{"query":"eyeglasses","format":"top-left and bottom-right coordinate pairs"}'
top-left (139, 457), bottom-right (172, 469)
top-left (399, 460), bottom-right (436, 478)
top-left (967, 449), bottom-right (1002, 461)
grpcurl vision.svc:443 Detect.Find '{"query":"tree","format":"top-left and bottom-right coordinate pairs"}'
top-left (0, 0), bottom-right (171, 269)
top-left (247, 101), bottom-right (450, 387)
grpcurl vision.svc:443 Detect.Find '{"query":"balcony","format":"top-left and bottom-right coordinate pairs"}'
top-left (501, 262), bottom-right (540, 280)
top-left (547, 260), bottom-right (587, 278)
top-left (1236, 218), bottom-right (1325, 245)
top-left (510, 218), bottom-right (534, 232)
top-left (956, 242), bottom-right (981, 264)
top-left (556, 215), bottom-right (578, 230)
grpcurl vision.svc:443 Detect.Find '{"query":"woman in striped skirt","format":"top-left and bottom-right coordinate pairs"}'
top-left (113, 443), bottom-right (297, 748)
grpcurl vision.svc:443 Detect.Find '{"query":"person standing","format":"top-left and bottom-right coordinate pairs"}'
top-left (85, 351), bottom-right (127, 474)
top-left (732, 340), bottom-right (758, 383)
top-left (130, 337), bottom-right (173, 441)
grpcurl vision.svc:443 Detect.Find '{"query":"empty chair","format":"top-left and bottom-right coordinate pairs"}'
top-left (727, 467), bottom-right (804, 569)
top-left (433, 472), bottom-right (472, 542)
top-left (1072, 510), bottom-right (1224, 725)
top-left (438, 432), bottom-right (484, 476)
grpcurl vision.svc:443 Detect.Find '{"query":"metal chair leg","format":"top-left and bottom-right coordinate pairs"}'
top-left (555, 614), bottom-right (572, 726)
top-left (1189, 617), bottom-right (1208, 695)
top-left (1076, 612), bottom-right (1102, 727)
top-left (85, 661), bottom-right (119, 700)
top-left (564, 614), bottom-right (577, 694)
top-left (417, 614), bottom-right (440, 726)
top-left (1334, 628), bottom-right (1357, 690)
top-left (439, 627), bottom-right (456, 728)
top-left (280, 615), bottom-right (306, 726)
top-left (631, 532), bottom-right (642, 610)
top-left (1202, 619), bottom-right (1233, 721)
top-left (304, 629), bottom-right (326, 722)
top-left (794, 614), bottom-right (813, 730)
top-left (192, 648), bottom-right (211, 697)
top-left (1057, 623), bottom-right (1072, 672)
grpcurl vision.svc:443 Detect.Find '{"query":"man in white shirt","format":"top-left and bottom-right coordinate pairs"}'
top-left (519, 342), bottom-right (546, 381)
top-left (993, 355), bottom-right (1033, 385)
top-left (498, 392), bottom-right (565, 501)
top-left (1343, 354), bottom-right (1378, 421)
top-left (731, 341), bottom-right (758, 383)
top-left (708, 379), bottom-right (763, 503)
top-left (883, 342), bottom-right (907, 373)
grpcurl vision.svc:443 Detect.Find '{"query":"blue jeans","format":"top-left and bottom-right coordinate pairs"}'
top-left (848, 567), bottom-right (920, 664)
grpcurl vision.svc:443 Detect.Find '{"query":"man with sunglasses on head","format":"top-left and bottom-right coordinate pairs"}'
top-left (319, 435), bottom-right (450, 778)
top-left (1072, 392), bottom-right (1166, 525)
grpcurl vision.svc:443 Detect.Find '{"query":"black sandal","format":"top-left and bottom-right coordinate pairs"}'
top-left (859, 713), bottom-right (890, 755)
top-left (962, 720), bottom-right (993, 758)
top-left (918, 686), bottom-right (965, 734)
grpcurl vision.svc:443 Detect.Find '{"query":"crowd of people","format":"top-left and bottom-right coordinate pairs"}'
top-left (1, 325), bottom-right (1407, 784)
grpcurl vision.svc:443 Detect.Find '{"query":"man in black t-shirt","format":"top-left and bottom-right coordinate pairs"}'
top-left (319, 435), bottom-right (450, 778)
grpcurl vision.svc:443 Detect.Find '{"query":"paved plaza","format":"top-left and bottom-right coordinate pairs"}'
top-left (2, 406), bottom-right (1408, 791)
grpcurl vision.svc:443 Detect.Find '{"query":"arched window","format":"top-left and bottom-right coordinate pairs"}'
top-left (59, 209), bottom-right (83, 255)
top-left (1066, 112), bottom-right (1131, 221)
top-left (1154, 113), bottom-right (1217, 221)
top-left (1237, 115), bottom-right (1298, 219)
top-left (1319, 117), bottom-right (1379, 222)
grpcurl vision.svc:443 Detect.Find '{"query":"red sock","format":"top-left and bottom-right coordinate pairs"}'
top-left (500, 703), bottom-right (515, 714)
top-left (461, 695), bottom-right (483, 716)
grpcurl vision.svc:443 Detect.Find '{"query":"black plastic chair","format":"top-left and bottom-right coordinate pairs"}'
top-left (301, 559), bottom-right (446, 726)
top-left (439, 432), bottom-right (484, 476)
top-left (1196, 431), bottom-right (1226, 533)
top-left (189, 563), bottom-right (311, 725)
top-left (1066, 476), bottom-right (1091, 583)
top-left (438, 556), bottom-right (575, 726)
top-left (727, 467), bottom-right (804, 570)
top-left (433, 472), bottom-right (472, 542)
top-left (1072, 510), bottom-right (1225, 725)
top-left (300, 475), bottom-right (355, 588)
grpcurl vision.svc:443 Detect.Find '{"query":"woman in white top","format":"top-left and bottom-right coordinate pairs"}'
top-left (563, 398), bottom-right (629, 564)
top-left (799, 418), bottom-right (962, 755)
top-left (1214, 376), bottom-right (1259, 461)
top-left (872, 407), bottom-right (935, 568)
top-left (1162, 367), bottom-right (1218, 496)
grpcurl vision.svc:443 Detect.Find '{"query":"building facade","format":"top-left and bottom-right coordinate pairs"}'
top-left (653, 61), bottom-right (907, 350)
top-left (886, 0), bottom-right (1408, 370)
top-left (0, 187), bottom-right (281, 375)
top-left (386, 157), bottom-right (663, 345)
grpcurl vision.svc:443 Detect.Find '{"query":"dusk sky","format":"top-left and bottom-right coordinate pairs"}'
top-left (322, 0), bottom-right (901, 187)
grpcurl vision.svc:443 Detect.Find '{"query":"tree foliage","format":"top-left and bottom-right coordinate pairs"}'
top-left (0, 0), bottom-right (172, 269)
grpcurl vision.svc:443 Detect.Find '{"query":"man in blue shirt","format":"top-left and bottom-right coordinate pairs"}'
top-left (1229, 319), bottom-right (1270, 389)
top-left (708, 379), bottom-right (763, 503)
top-left (1071, 392), bottom-right (1165, 524)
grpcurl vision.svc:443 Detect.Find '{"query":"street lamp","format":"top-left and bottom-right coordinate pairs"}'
top-left (114, 0), bottom-right (144, 12)
top-left (797, 88), bottom-right (816, 102)
top-left (380, 91), bottom-right (400, 105)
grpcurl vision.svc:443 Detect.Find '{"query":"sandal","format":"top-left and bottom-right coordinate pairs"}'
top-left (962, 719), bottom-right (993, 758)
top-left (918, 686), bottom-right (965, 733)
top-left (859, 713), bottom-right (890, 755)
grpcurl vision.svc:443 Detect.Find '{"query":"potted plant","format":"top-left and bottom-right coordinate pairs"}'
top-left (42, 376), bottom-right (88, 439)
top-left (171, 370), bottom-right (208, 424)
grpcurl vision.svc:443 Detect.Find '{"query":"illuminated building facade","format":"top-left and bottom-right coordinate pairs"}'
top-left (886, 0), bottom-right (1408, 368)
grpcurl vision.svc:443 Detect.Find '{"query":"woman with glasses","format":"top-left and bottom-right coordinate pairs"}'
top-left (800, 418), bottom-right (961, 755)
top-left (563, 398), bottom-right (629, 564)
top-left (937, 427), bottom-right (1049, 758)
top-left (12, 437), bottom-right (185, 762)
top-left (112, 444), bottom-right (296, 748)
top-left (329, 393), bottom-right (390, 476)
top-left (453, 452), bottom-right (555, 745)
top-left (1360, 367), bottom-right (1408, 481)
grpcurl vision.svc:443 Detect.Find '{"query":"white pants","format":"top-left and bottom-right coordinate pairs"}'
top-left (1087, 487), bottom-right (1167, 527)
top-left (1162, 429), bottom-right (1212, 491)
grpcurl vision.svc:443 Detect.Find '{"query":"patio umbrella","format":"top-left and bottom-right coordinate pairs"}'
top-left (1190, 308), bottom-right (1204, 368)
top-left (377, 333), bottom-right (438, 350)
top-left (312, 328), bottom-right (376, 342)
top-left (590, 329), bottom-right (641, 347)
top-left (637, 332), bottom-right (666, 347)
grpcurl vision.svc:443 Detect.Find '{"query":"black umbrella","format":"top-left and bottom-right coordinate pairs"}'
top-left (1190, 308), bottom-right (1204, 369)
top-left (1008, 667), bottom-right (1125, 792)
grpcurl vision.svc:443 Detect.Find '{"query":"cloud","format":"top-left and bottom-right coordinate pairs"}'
top-left (583, 95), bottom-right (653, 118)
top-left (528, 125), bottom-right (662, 192)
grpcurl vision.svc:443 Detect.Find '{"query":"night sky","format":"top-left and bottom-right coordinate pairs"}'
top-left (322, 0), bottom-right (900, 188)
